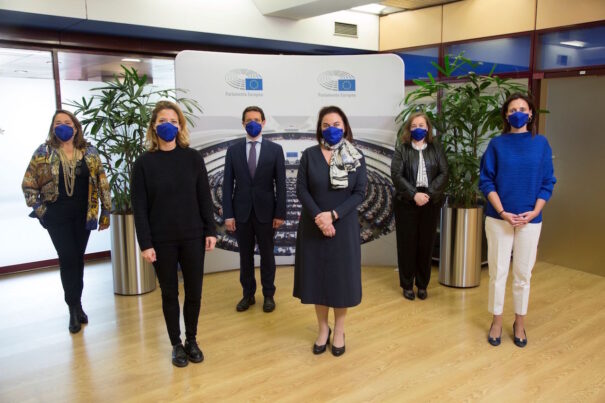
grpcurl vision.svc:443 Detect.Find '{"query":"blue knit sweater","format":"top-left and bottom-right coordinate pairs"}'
top-left (479, 132), bottom-right (556, 223)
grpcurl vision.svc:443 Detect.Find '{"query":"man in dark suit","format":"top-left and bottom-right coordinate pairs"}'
top-left (222, 106), bottom-right (286, 313)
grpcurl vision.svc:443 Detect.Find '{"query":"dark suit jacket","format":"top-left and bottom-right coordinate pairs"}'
top-left (222, 138), bottom-right (286, 224)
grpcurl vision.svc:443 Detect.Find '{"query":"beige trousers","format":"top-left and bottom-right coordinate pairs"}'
top-left (485, 217), bottom-right (542, 315)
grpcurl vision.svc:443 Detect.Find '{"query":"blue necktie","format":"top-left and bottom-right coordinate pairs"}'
top-left (248, 141), bottom-right (257, 178)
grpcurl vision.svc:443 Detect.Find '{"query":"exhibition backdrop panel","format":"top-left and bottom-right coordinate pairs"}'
top-left (175, 51), bottom-right (404, 271)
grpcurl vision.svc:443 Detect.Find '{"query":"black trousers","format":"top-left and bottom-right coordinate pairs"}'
top-left (47, 215), bottom-right (91, 307)
top-left (235, 210), bottom-right (276, 298)
top-left (153, 238), bottom-right (205, 346)
top-left (394, 200), bottom-right (440, 290)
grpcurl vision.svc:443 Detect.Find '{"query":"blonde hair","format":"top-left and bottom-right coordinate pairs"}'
top-left (400, 112), bottom-right (434, 144)
top-left (146, 100), bottom-right (190, 151)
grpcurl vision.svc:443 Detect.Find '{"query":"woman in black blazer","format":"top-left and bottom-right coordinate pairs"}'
top-left (391, 112), bottom-right (448, 301)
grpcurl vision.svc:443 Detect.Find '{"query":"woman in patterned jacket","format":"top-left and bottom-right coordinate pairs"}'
top-left (22, 109), bottom-right (111, 334)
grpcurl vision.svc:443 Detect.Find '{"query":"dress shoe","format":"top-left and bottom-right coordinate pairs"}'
top-left (313, 328), bottom-right (331, 355)
top-left (184, 339), bottom-right (204, 363)
top-left (403, 289), bottom-right (415, 301)
top-left (263, 296), bottom-right (276, 313)
top-left (68, 306), bottom-right (81, 334)
top-left (236, 296), bottom-right (255, 312)
top-left (331, 333), bottom-right (346, 357)
top-left (417, 289), bottom-right (428, 300)
top-left (513, 322), bottom-right (528, 348)
top-left (172, 344), bottom-right (189, 367)
top-left (487, 323), bottom-right (502, 346)
top-left (77, 305), bottom-right (88, 324)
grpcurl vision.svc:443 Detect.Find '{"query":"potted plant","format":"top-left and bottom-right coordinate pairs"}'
top-left (68, 65), bottom-right (201, 295)
top-left (397, 54), bottom-right (531, 287)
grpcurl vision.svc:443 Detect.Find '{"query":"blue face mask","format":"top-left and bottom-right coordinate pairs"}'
top-left (508, 111), bottom-right (530, 129)
top-left (156, 122), bottom-right (178, 142)
top-left (322, 126), bottom-right (344, 146)
top-left (245, 121), bottom-right (262, 137)
top-left (54, 125), bottom-right (74, 142)
top-left (411, 128), bottom-right (427, 141)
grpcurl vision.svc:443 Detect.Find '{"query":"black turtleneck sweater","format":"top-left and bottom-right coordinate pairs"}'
top-left (131, 146), bottom-right (217, 250)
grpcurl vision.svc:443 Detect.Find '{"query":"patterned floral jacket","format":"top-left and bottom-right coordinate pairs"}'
top-left (22, 143), bottom-right (112, 230)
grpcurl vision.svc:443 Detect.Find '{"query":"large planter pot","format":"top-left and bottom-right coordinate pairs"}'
top-left (439, 205), bottom-right (483, 288)
top-left (110, 213), bottom-right (156, 295)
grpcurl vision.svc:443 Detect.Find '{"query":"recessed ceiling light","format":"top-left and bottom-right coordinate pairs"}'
top-left (560, 41), bottom-right (586, 48)
top-left (14, 69), bottom-right (28, 73)
top-left (352, 4), bottom-right (386, 14)
top-left (121, 58), bottom-right (142, 62)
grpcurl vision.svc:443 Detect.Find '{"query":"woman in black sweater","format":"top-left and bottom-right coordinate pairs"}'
top-left (391, 112), bottom-right (448, 301)
top-left (132, 101), bottom-right (217, 367)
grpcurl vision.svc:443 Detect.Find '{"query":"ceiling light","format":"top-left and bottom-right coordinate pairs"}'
top-left (352, 4), bottom-right (387, 15)
top-left (121, 58), bottom-right (142, 62)
top-left (560, 41), bottom-right (586, 48)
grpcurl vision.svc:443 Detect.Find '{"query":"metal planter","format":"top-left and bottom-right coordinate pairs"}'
top-left (110, 213), bottom-right (156, 295)
top-left (439, 205), bottom-right (483, 288)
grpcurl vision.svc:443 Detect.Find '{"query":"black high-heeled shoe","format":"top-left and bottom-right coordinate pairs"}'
top-left (68, 306), bottom-right (81, 334)
top-left (487, 323), bottom-right (502, 346)
top-left (77, 305), bottom-right (88, 324)
top-left (313, 328), bottom-right (331, 355)
top-left (513, 322), bottom-right (527, 348)
top-left (331, 333), bottom-right (345, 357)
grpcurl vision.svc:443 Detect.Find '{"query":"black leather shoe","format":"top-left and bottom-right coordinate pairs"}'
top-left (236, 296), bottom-right (255, 312)
top-left (487, 323), bottom-right (502, 346)
top-left (263, 296), bottom-right (276, 313)
top-left (77, 305), bottom-right (88, 324)
top-left (513, 322), bottom-right (527, 348)
top-left (403, 289), bottom-right (415, 300)
top-left (68, 306), bottom-right (81, 334)
top-left (313, 328), bottom-right (331, 355)
top-left (417, 289), bottom-right (428, 300)
top-left (184, 339), bottom-right (204, 363)
top-left (331, 333), bottom-right (345, 357)
top-left (172, 344), bottom-right (189, 367)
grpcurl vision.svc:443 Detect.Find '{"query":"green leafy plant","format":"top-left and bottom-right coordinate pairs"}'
top-left (397, 53), bottom-right (531, 208)
top-left (67, 65), bottom-right (201, 214)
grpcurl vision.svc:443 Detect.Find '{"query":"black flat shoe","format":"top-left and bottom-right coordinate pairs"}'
top-left (263, 296), bottom-right (276, 313)
top-left (313, 328), bottom-right (331, 355)
top-left (172, 344), bottom-right (189, 367)
top-left (513, 322), bottom-right (527, 348)
top-left (403, 289), bottom-right (415, 301)
top-left (487, 323), bottom-right (502, 346)
top-left (417, 289), bottom-right (428, 300)
top-left (77, 305), bottom-right (88, 324)
top-left (236, 296), bottom-right (256, 312)
top-left (331, 333), bottom-right (345, 357)
top-left (68, 306), bottom-right (81, 334)
top-left (184, 339), bottom-right (204, 363)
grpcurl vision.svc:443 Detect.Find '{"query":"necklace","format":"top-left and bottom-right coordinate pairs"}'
top-left (58, 147), bottom-right (81, 197)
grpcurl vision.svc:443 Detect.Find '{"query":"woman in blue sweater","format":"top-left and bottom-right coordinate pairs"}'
top-left (479, 93), bottom-right (556, 348)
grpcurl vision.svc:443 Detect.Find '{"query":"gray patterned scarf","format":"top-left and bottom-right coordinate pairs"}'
top-left (321, 139), bottom-right (363, 189)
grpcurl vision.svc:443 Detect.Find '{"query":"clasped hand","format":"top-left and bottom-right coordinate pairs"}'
top-left (502, 210), bottom-right (538, 227)
top-left (315, 211), bottom-right (335, 238)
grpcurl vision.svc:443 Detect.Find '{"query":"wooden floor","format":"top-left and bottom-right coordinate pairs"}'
top-left (1, 261), bottom-right (604, 403)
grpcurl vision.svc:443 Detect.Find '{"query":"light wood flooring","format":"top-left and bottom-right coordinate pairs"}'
top-left (1, 261), bottom-right (604, 402)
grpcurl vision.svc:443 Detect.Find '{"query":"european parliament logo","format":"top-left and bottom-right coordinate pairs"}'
top-left (225, 69), bottom-right (263, 91)
top-left (317, 70), bottom-right (356, 92)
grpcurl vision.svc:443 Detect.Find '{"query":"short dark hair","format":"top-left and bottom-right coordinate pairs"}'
top-left (501, 93), bottom-right (537, 134)
top-left (242, 106), bottom-right (265, 122)
top-left (315, 106), bottom-right (353, 144)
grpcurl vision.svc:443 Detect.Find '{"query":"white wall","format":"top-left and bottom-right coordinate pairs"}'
top-left (0, 0), bottom-right (379, 51)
